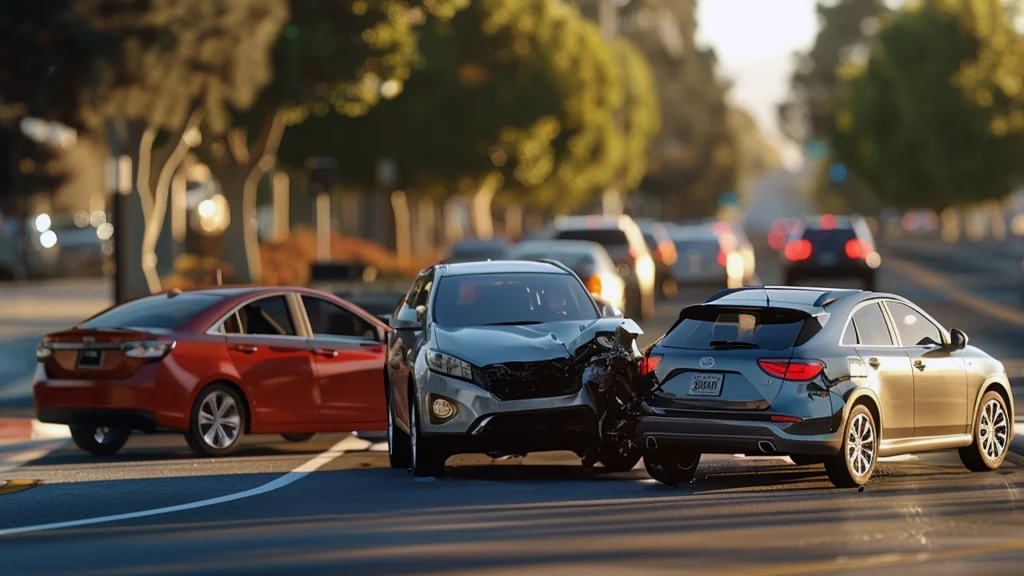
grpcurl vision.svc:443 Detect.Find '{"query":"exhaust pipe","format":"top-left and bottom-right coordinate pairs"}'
top-left (758, 441), bottom-right (777, 454)
top-left (646, 436), bottom-right (658, 450)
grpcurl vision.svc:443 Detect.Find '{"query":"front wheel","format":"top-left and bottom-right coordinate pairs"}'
top-left (409, 393), bottom-right (446, 477)
top-left (388, 386), bottom-right (411, 469)
top-left (825, 405), bottom-right (877, 488)
top-left (185, 384), bottom-right (246, 457)
top-left (70, 425), bottom-right (130, 456)
top-left (644, 451), bottom-right (700, 486)
top-left (959, 391), bottom-right (1009, 472)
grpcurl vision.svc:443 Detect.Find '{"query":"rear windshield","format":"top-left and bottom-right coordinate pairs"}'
top-left (660, 306), bottom-right (819, 351)
top-left (801, 228), bottom-right (856, 248)
top-left (79, 293), bottom-right (222, 330)
top-left (555, 229), bottom-right (628, 247)
top-left (449, 245), bottom-right (508, 262)
top-left (511, 249), bottom-right (596, 270)
top-left (433, 272), bottom-right (598, 327)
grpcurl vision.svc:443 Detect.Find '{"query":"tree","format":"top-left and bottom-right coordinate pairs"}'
top-left (829, 0), bottom-right (1024, 210)
top-left (195, 0), bottom-right (466, 283)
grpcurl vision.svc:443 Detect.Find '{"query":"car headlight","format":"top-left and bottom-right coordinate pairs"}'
top-left (426, 349), bottom-right (474, 381)
top-left (121, 341), bottom-right (175, 359)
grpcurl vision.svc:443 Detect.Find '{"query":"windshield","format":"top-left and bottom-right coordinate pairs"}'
top-left (432, 272), bottom-right (599, 327)
top-left (660, 306), bottom-right (815, 351)
top-left (79, 293), bottom-right (222, 330)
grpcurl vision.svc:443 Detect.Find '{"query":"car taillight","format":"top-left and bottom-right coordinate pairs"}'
top-left (845, 238), bottom-right (869, 260)
top-left (758, 359), bottom-right (824, 381)
top-left (36, 342), bottom-right (52, 360)
top-left (770, 415), bottom-right (804, 423)
top-left (585, 275), bottom-right (602, 296)
top-left (640, 354), bottom-right (662, 376)
top-left (655, 240), bottom-right (677, 265)
top-left (784, 239), bottom-right (812, 261)
top-left (717, 250), bottom-right (726, 266)
top-left (121, 341), bottom-right (175, 359)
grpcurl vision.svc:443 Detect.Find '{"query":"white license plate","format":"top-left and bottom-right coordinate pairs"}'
top-left (688, 373), bottom-right (723, 396)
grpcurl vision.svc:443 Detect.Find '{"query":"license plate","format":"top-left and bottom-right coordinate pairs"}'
top-left (819, 252), bottom-right (838, 266)
top-left (78, 350), bottom-right (103, 368)
top-left (688, 373), bottom-right (723, 396)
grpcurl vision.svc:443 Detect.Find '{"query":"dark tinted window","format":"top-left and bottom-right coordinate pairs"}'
top-left (235, 296), bottom-right (296, 336)
top-left (660, 307), bottom-right (808, 351)
top-left (886, 301), bottom-right (942, 346)
top-left (555, 229), bottom-right (629, 247)
top-left (433, 272), bottom-right (598, 327)
top-left (410, 273), bottom-right (434, 308)
top-left (303, 296), bottom-right (376, 339)
top-left (80, 293), bottom-right (221, 330)
top-left (851, 303), bottom-right (892, 346)
top-left (801, 228), bottom-right (856, 249)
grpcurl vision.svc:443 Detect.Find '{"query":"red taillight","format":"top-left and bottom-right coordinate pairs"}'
top-left (640, 354), bottom-right (662, 376)
top-left (585, 275), bottom-right (602, 296)
top-left (757, 359), bottom-right (824, 381)
top-left (717, 250), bottom-right (727, 266)
top-left (845, 238), bottom-right (868, 260)
top-left (820, 214), bottom-right (836, 230)
top-left (771, 415), bottom-right (804, 423)
top-left (628, 246), bottom-right (638, 261)
top-left (767, 230), bottom-right (786, 250)
top-left (655, 240), bottom-right (677, 265)
top-left (784, 239), bottom-right (812, 261)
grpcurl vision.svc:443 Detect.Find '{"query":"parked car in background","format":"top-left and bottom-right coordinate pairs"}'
top-left (443, 237), bottom-right (510, 263)
top-left (385, 260), bottom-right (642, 477)
top-left (633, 218), bottom-right (678, 298)
top-left (509, 239), bottom-right (626, 311)
top-left (550, 215), bottom-right (656, 320)
top-left (782, 214), bottom-right (880, 290)
top-left (638, 286), bottom-right (1012, 488)
top-left (34, 287), bottom-right (389, 457)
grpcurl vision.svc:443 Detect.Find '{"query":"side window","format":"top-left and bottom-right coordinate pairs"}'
top-left (886, 301), bottom-right (943, 346)
top-left (410, 272), bottom-right (434, 309)
top-left (302, 296), bottom-right (376, 340)
top-left (841, 319), bottom-right (859, 345)
top-left (222, 313), bottom-right (242, 335)
top-left (236, 295), bottom-right (296, 336)
top-left (851, 303), bottom-right (893, 346)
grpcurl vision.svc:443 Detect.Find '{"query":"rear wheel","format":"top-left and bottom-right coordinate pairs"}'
top-left (185, 384), bottom-right (245, 457)
top-left (825, 405), bottom-right (877, 488)
top-left (70, 425), bottom-right (130, 456)
top-left (388, 385), bottom-right (411, 469)
top-left (409, 392), bottom-right (446, 477)
top-left (644, 451), bottom-right (700, 486)
top-left (281, 433), bottom-right (316, 443)
top-left (959, 391), bottom-right (1009, 472)
top-left (789, 454), bottom-right (824, 466)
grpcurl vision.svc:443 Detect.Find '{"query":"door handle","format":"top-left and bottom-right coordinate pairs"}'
top-left (913, 359), bottom-right (925, 371)
top-left (868, 357), bottom-right (880, 369)
top-left (233, 344), bottom-right (258, 354)
top-left (312, 348), bottom-right (338, 358)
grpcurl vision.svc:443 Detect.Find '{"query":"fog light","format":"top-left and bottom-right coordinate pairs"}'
top-left (430, 396), bottom-right (458, 423)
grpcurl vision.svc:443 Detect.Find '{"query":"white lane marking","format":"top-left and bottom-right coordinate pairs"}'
top-left (0, 435), bottom-right (366, 537)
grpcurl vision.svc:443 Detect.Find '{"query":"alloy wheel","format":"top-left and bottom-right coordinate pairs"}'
top-left (846, 412), bottom-right (875, 478)
top-left (198, 390), bottom-right (241, 449)
top-left (980, 398), bottom-right (1008, 461)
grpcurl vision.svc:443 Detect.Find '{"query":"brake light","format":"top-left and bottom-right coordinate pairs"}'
top-left (767, 230), bottom-right (786, 250)
top-left (771, 415), bottom-right (804, 423)
top-left (757, 359), bottom-right (824, 381)
top-left (717, 250), bottom-right (727, 266)
top-left (820, 214), bottom-right (836, 230)
top-left (121, 341), bottom-right (175, 359)
top-left (845, 238), bottom-right (868, 260)
top-left (585, 275), bottom-right (602, 296)
top-left (640, 354), bottom-right (662, 375)
top-left (784, 239), bottom-right (812, 261)
top-left (655, 240), bottom-right (677, 265)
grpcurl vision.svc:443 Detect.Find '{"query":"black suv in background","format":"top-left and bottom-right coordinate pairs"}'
top-left (781, 215), bottom-right (880, 290)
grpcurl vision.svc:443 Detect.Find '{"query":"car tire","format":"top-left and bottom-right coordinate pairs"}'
top-left (643, 451), bottom-right (700, 486)
top-left (185, 384), bottom-right (246, 457)
top-left (825, 404), bottom-right (877, 488)
top-left (959, 391), bottom-right (1010, 472)
top-left (70, 425), bottom-right (130, 457)
top-left (788, 454), bottom-right (824, 466)
top-left (597, 444), bottom-right (642, 472)
top-left (281, 433), bottom-right (316, 443)
top-left (388, 386), bottom-right (412, 469)
top-left (409, 392), bottom-right (446, 477)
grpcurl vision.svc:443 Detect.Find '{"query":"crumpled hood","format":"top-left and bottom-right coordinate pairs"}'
top-left (433, 318), bottom-right (642, 366)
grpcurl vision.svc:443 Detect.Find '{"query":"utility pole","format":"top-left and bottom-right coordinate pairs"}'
top-left (598, 0), bottom-right (627, 216)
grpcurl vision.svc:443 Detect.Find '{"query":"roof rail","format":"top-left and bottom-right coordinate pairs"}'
top-left (703, 286), bottom-right (759, 303)
top-left (813, 289), bottom-right (860, 308)
top-left (535, 258), bottom-right (574, 275)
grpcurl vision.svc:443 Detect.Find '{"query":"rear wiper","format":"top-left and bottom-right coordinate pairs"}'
top-left (482, 321), bottom-right (544, 326)
top-left (709, 340), bottom-right (760, 350)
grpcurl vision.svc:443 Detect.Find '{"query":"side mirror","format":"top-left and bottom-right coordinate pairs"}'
top-left (598, 301), bottom-right (623, 318)
top-left (949, 328), bottom-right (968, 350)
top-left (389, 317), bottom-right (422, 331)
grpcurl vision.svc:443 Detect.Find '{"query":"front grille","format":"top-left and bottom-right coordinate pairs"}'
top-left (479, 358), bottom-right (581, 400)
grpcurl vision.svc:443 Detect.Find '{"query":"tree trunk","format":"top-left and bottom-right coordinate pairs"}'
top-left (207, 164), bottom-right (252, 283)
top-left (106, 119), bottom-right (150, 302)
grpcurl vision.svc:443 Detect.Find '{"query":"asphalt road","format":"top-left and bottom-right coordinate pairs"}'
top-left (2, 236), bottom-right (1024, 575)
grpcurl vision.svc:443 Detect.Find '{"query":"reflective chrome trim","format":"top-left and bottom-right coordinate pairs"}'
top-left (45, 342), bottom-right (123, 351)
top-left (878, 433), bottom-right (972, 457)
top-left (880, 298), bottom-right (950, 348)
top-left (204, 292), bottom-right (309, 338)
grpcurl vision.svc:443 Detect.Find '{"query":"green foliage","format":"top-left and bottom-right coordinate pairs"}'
top-left (830, 0), bottom-right (1024, 210)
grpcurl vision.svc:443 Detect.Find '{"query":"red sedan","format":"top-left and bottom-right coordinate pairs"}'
top-left (33, 287), bottom-right (389, 457)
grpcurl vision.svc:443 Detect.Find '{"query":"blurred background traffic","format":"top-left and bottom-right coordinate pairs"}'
top-left (1, 0), bottom-right (1023, 309)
